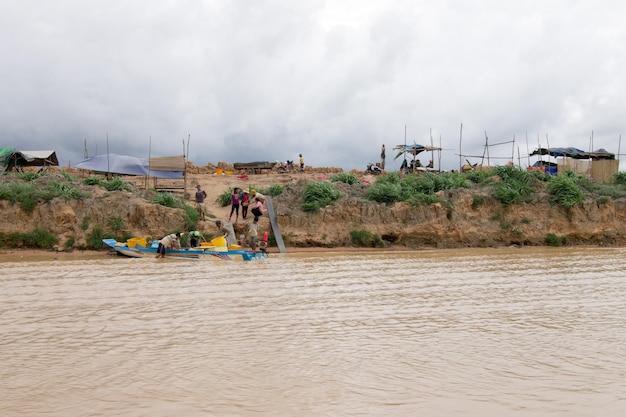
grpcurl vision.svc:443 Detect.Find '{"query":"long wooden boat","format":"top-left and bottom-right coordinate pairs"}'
top-left (102, 238), bottom-right (267, 261)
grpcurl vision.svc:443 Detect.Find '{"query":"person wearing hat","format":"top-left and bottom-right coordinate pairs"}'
top-left (195, 184), bottom-right (207, 221)
top-left (187, 230), bottom-right (201, 248)
top-left (156, 232), bottom-right (181, 258)
top-left (249, 189), bottom-right (265, 201)
top-left (241, 189), bottom-right (250, 219)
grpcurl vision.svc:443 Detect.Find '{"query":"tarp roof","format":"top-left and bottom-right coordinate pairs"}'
top-left (19, 150), bottom-right (59, 166)
top-left (530, 147), bottom-right (615, 160)
top-left (74, 154), bottom-right (184, 178)
top-left (0, 148), bottom-right (58, 172)
top-left (393, 144), bottom-right (441, 159)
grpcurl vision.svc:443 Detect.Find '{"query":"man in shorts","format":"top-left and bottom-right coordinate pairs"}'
top-left (195, 184), bottom-right (207, 221)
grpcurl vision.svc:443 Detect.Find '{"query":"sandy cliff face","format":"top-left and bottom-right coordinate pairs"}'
top-left (273, 185), bottom-right (626, 248)
top-left (1, 168), bottom-right (626, 250)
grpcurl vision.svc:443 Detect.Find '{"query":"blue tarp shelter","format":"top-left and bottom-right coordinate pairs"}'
top-left (530, 147), bottom-right (615, 160)
top-left (75, 154), bottom-right (183, 179)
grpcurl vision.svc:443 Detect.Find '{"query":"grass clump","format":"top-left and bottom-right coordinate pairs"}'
top-left (86, 226), bottom-right (105, 250)
top-left (301, 181), bottom-right (341, 212)
top-left (365, 172), bottom-right (469, 206)
top-left (491, 166), bottom-right (534, 205)
top-left (264, 184), bottom-right (285, 196)
top-left (330, 172), bottom-right (360, 185)
top-left (83, 176), bottom-right (131, 191)
top-left (350, 229), bottom-right (386, 247)
top-left (545, 233), bottom-right (566, 247)
top-left (614, 171), bottom-right (626, 185)
top-left (0, 228), bottom-right (57, 249)
top-left (548, 173), bottom-right (585, 208)
top-left (153, 192), bottom-right (179, 208)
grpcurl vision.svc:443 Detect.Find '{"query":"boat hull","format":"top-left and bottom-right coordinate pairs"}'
top-left (102, 239), bottom-right (267, 261)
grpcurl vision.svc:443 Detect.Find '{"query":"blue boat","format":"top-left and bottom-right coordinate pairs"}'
top-left (102, 238), bottom-right (268, 261)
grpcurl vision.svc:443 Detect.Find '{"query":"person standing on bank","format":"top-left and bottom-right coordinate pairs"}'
top-left (299, 153), bottom-right (304, 172)
top-left (229, 187), bottom-right (240, 223)
top-left (247, 217), bottom-right (259, 250)
top-left (241, 190), bottom-right (250, 219)
top-left (195, 184), bottom-right (207, 221)
top-left (380, 144), bottom-right (386, 170)
top-left (156, 232), bottom-right (181, 258)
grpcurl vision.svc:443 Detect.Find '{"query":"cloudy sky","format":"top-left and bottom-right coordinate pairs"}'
top-left (2, 0), bottom-right (625, 172)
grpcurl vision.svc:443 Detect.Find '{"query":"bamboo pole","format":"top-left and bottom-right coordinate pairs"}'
top-left (106, 133), bottom-right (110, 179)
top-left (525, 131), bottom-right (530, 167)
top-left (429, 128), bottom-right (434, 168)
top-left (459, 123), bottom-right (463, 171)
top-left (511, 135), bottom-right (515, 165)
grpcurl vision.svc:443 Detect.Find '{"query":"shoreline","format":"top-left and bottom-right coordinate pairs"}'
top-left (0, 243), bottom-right (619, 263)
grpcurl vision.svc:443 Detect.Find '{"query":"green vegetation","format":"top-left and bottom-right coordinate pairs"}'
top-left (0, 179), bottom-right (88, 214)
top-left (545, 233), bottom-right (566, 247)
top-left (153, 192), bottom-right (179, 208)
top-left (263, 184), bottom-right (286, 196)
top-left (364, 171), bottom-right (469, 206)
top-left (217, 189), bottom-right (232, 207)
top-left (83, 176), bottom-right (132, 191)
top-left (0, 229), bottom-right (57, 249)
top-left (301, 181), bottom-right (342, 212)
top-left (108, 216), bottom-right (125, 232)
top-left (330, 172), bottom-right (360, 185)
top-left (614, 172), bottom-right (626, 185)
top-left (350, 229), bottom-right (386, 247)
top-left (86, 226), bottom-right (105, 250)
top-left (152, 192), bottom-right (200, 231)
top-left (547, 172), bottom-right (585, 208)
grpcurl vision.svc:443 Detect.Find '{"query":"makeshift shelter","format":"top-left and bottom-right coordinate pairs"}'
top-left (0, 148), bottom-right (59, 173)
top-left (530, 147), bottom-right (618, 182)
top-left (75, 154), bottom-right (184, 179)
top-left (393, 144), bottom-right (441, 172)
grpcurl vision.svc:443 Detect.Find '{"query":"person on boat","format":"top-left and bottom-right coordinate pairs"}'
top-left (156, 232), bottom-right (181, 258)
top-left (215, 220), bottom-right (237, 246)
top-left (229, 187), bottom-right (241, 223)
top-left (188, 230), bottom-right (201, 248)
top-left (247, 217), bottom-right (259, 250)
top-left (241, 190), bottom-right (250, 220)
top-left (195, 184), bottom-right (207, 221)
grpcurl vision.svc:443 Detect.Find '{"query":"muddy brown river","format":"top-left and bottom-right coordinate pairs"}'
top-left (1, 247), bottom-right (625, 416)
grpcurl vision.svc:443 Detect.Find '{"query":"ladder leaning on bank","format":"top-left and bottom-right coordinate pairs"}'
top-left (264, 196), bottom-right (286, 253)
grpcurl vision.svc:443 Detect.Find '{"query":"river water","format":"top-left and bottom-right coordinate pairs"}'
top-left (1, 247), bottom-right (625, 417)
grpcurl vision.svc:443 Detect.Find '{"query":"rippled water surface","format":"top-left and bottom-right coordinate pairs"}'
top-left (1, 247), bottom-right (625, 416)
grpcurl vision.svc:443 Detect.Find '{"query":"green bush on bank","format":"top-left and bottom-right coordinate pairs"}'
top-left (301, 181), bottom-right (341, 212)
top-left (330, 172), bottom-right (360, 185)
top-left (83, 176), bottom-right (132, 191)
top-left (0, 229), bottom-right (57, 249)
top-left (548, 172), bottom-right (585, 208)
top-left (0, 181), bottom-right (88, 214)
top-left (365, 171), bottom-right (469, 205)
top-left (350, 229), bottom-right (386, 247)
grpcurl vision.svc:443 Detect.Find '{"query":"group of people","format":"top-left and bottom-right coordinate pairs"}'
top-left (155, 217), bottom-right (265, 257)
top-left (155, 184), bottom-right (268, 258)
top-left (227, 188), bottom-right (265, 223)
